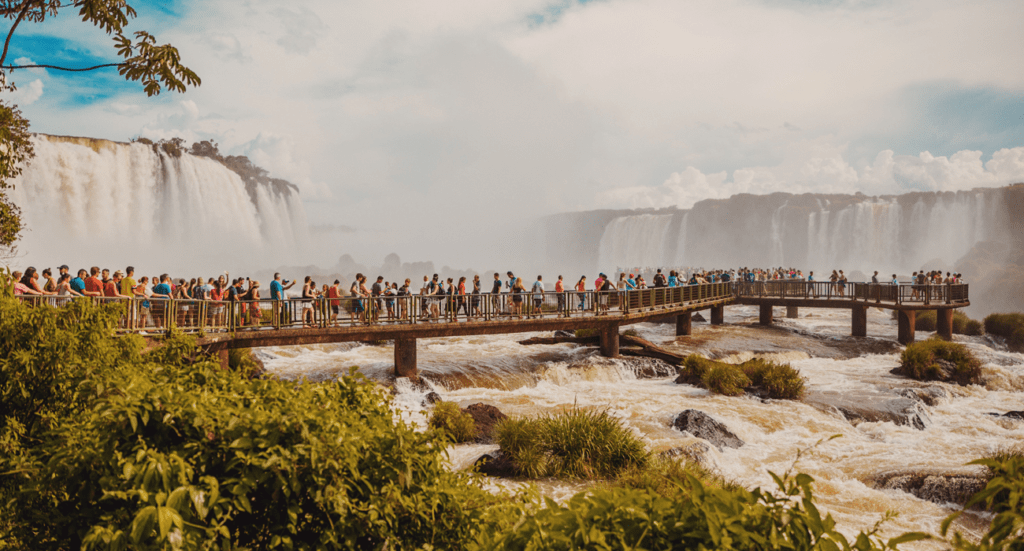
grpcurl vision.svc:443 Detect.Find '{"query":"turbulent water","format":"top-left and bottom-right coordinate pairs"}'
top-left (260, 307), bottom-right (1024, 547)
top-left (9, 134), bottom-right (309, 272)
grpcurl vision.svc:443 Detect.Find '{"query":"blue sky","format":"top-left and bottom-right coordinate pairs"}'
top-left (5, 0), bottom-right (1024, 226)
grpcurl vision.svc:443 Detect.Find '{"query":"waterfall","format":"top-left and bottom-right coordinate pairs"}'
top-left (7, 135), bottom-right (309, 272)
top-left (596, 214), bottom-right (675, 270)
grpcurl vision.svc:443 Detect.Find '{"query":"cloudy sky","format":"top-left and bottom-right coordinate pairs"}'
top-left (4, 0), bottom-right (1024, 263)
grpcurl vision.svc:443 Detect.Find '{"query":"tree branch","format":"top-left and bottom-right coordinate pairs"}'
top-left (3, 61), bottom-right (123, 71)
top-left (1, 0), bottom-right (36, 67)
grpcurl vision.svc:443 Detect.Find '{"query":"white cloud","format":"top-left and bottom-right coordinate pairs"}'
top-left (241, 131), bottom-right (332, 199)
top-left (2, 78), bottom-right (44, 105)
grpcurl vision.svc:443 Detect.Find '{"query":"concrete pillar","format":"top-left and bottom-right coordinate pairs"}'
top-left (676, 312), bottom-right (692, 337)
top-left (851, 306), bottom-right (867, 337)
top-left (786, 306), bottom-right (799, 319)
top-left (759, 304), bottom-right (773, 326)
top-left (710, 305), bottom-right (725, 326)
top-left (394, 337), bottom-right (418, 378)
top-left (936, 309), bottom-right (954, 340)
top-left (599, 324), bottom-right (620, 358)
top-left (897, 310), bottom-right (916, 345)
top-left (218, 348), bottom-right (230, 370)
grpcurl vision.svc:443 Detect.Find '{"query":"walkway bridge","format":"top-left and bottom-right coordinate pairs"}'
top-left (21, 281), bottom-right (968, 376)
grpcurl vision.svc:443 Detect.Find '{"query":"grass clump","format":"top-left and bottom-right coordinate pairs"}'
top-left (677, 355), bottom-right (806, 400)
top-left (614, 455), bottom-right (739, 500)
top-left (428, 401), bottom-right (478, 443)
top-left (574, 328), bottom-right (599, 338)
top-left (897, 338), bottom-right (983, 386)
top-left (983, 313), bottom-right (1024, 350)
top-left (494, 407), bottom-right (649, 479)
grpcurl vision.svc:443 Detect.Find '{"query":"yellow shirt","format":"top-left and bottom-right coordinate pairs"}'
top-left (121, 277), bottom-right (137, 296)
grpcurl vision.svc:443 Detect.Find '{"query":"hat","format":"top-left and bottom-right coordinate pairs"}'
top-left (58, 264), bottom-right (69, 270)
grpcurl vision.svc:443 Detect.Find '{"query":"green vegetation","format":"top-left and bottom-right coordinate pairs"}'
top-left (2, 294), bottom-right (1022, 550)
top-left (897, 338), bottom-right (984, 386)
top-left (983, 313), bottom-right (1024, 350)
top-left (493, 407), bottom-right (649, 478)
top-left (574, 328), bottom-right (600, 338)
top-left (904, 310), bottom-right (985, 336)
top-left (678, 355), bottom-right (807, 400)
top-left (227, 347), bottom-right (263, 378)
top-left (429, 401), bottom-right (479, 443)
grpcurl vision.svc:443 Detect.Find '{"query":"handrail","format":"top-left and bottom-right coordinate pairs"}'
top-left (10, 283), bottom-right (737, 335)
top-left (734, 281), bottom-right (969, 306)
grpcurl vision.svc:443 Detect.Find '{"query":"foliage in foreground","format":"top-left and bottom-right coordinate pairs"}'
top-left (493, 407), bottom-right (649, 478)
top-left (677, 355), bottom-right (807, 399)
top-left (0, 296), bottom-right (497, 550)
top-left (943, 451), bottom-right (1024, 551)
top-left (429, 401), bottom-right (479, 443)
top-left (896, 338), bottom-right (984, 386)
top-left (983, 313), bottom-right (1024, 350)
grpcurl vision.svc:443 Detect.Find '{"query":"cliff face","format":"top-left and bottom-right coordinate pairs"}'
top-left (540, 185), bottom-right (1023, 316)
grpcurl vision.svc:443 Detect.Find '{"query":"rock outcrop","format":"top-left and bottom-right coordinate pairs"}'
top-left (805, 390), bottom-right (932, 430)
top-left (462, 403), bottom-right (508, 443)
top-left (868, 470), bottom-right (988, 506)
top-left (671, 410), bottom-right (744, 450)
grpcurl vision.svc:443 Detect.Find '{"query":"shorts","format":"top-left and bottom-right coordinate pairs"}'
top-left (331, 305), bottom-right (339, 315)
top-left (534, 299), bottom-right (542, 308)
top-left (353, 300), bottom-right (364, 313)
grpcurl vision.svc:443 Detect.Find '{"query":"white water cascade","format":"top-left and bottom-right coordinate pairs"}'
top-left (7, 135), bottom-right (309, 272)
top-left (597, 214), bottom-right (675, 270)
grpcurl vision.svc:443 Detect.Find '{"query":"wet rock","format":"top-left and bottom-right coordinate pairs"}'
top-left (899, 386), bottom-right (952, 407)
top-left (474, 450), bottom-right (518, 477)
top-left (999, 410), bottom-right (1024, 420)
top-left (462, 403), bottom-right (508, 443)
top-left (422, 392), bottom-right (442, 406)
top-left (805, 390), bottom-right (932, 430)
top-left (671, 410), bottom-right (744, 450)
top-left (868, 470), bottom-right (988, 506)
top-left (616, 355), bottom-right (677, 378)
top-left (554, 330), bottom-right (575, 338)
top-left (660, 441), bottom-right (715, 469)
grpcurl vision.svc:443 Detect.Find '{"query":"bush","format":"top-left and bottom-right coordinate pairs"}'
top-left (984, 313), bottom-right (1024, 350)
top-left (741, 359), bottom-right (807, 400)
top-left (429, 401), bottom-right (479, 443)
top-left (614, 455), bottom-right (739, 501)
top-left (228, 347), bottom-right (263, 378)
top-left (701, 363), bottom-right (750, 396)
top-left (676, 354), bottom-right (716, 386)
top-left (893, 310), bottom-right (984, 335)
top-left (0, 297), bottom-right (498, 550)
top-left (897, 338), bottom-right (983, 386)
top-left (944, 452), bottom-right (1024, 550)
top-left (574, 328), bottom-right (600, 338)
top-left (494, 407), bottom-right (649, 479)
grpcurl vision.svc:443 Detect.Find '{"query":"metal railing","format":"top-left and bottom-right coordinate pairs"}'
top-left (734, 281), bottom-right (969, 305)
top-left (9, 283), bottom-right (736, 335)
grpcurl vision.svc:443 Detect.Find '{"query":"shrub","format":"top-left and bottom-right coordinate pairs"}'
top-left (429, 401), bottom-right (479, 443)
top-left (741, 359), bottom-right (807, 400)
top-left (614, 455), bottom-right (739, 501)
top-left (494, 407), bottom-right (649, 479)
top-left (984, 313), bottom-right (1024, 350)
top-left (701, 363), bottom-right (750, 396)
top-left (228, 347), bottom-right (263, 378)
top-left (676, 354), bottom-right (716, 385)
top-left (943, 452), bottom-right (1024, 549)
top-left (893, 310), bottom-right (984, 335)
top-left (897, 338), bottom-right (983, 386)
top-left (574, 328), bottom-right (600, 338)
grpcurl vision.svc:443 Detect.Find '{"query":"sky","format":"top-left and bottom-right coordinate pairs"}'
top-left (3, 0), bottom-right (1024, 266)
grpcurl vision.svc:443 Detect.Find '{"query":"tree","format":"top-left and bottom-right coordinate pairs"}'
top-left (0, 0), bottom-right (200, 256)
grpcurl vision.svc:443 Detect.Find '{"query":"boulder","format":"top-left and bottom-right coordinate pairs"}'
top-left (462, 403), bottom-right (508, 443)
top-left (422, 392), bottom-right (442, 406)
top-left (805, 390), bottom-right (932, 430)
top-left (671, 410), bottom-right (744, 450)
top-left (474, 450), bottom-right (517, 477)
top-left (898, 386), bottom-right (952, 407)
top-left (868, 470), bottom-right (988, 506)
top-left (659, 441), bottom-right (715, 469)
top-left (999, 410), bottom-right (1024, 421)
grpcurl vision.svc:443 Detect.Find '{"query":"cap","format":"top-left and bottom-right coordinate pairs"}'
top-left (58, 264), bottom-right (69, 270)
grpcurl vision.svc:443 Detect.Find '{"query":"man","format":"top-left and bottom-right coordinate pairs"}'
top-left (371, 276), bottom-right (384, 321)
top-left (121, 266), bottom-right (137, 297)
top-left (419, 275), bottom-right (431, 319)
top-left (327, 280), bottom-right (341, 326)
top-left (150, 275), bottom-right (173, 328)
top-left (653, 268), bottom-right (666, 288)
top-left (58, 265), bottom-right (69, 280)
top-left (350, 273), bottom-right (366, 324)
top-left (871, 271), bottom-right (879, 284)
top-left (491, 272), bottom-right (502, 315)
top-left (270, 273), bottom-right (296, 325)
top-left (554, 275), bottom-right (566, 316)
top-left (627, 274), bottom-right (636, 289)
top-left (70, 269), bottom-right (88, 295)
top-left (531, 275), bottom-right (545, 318)
top-left (505, 271), bottom-right (516, 314)
top-left (83, 267), bottom-right (103, 297)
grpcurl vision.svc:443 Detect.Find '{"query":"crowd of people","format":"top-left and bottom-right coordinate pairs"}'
top-left (5, 263), bottom-right (966, 330)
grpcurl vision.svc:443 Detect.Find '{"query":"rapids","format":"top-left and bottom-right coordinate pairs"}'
top-left (261, 306), bottom-right (1023, 548)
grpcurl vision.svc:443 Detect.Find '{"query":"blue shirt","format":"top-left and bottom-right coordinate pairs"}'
top-left (668, 276), bottom-right (677, 287)
top-left (627, 278), bottom-right (636, 288)
top-left (270, 280), bottom-right (284, 300)
top-left (70, 277), bottom-right (85, 294)
top-left (152, 283), bottom-right (171, 297)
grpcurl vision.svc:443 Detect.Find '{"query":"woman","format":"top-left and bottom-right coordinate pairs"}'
top-left (246, 281), bottom-right (262, 326)
top-left (837, 270), bottom-right (847, 297)
top-left (398, 279), bottom-right (411, 320)
top-left (433, 278), bottom-right (446, 321)
top-left (301, 276), bottom-right (315, 327)
top-left (511, 277), bottom-right (525, 318)
top-left (41, 268), bottom-right (57, 294)
top-left (384, 282), bottom-right (397, 321)
top-left (829, 270), bottom-right (839, 298)
top-left (575, 276), bottom-right (587, 311)
top-left (209, 280), bottom-right (226, 327)
top-left (471, 275), bottom-right (482, 318)
top-left (456, 276), bottom-right (468, 318)
top-left (668, 270), bottom-right (678, 288)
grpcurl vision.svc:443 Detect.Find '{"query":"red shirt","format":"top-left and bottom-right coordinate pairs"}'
top-left (85, 276), bottom-right (103, 295)
top-left (327, 286), bottom-right (340, 306)
top-left (458, 282), bottom-right (466, 295)
top-left (103, 281), bottom-right (119, 297)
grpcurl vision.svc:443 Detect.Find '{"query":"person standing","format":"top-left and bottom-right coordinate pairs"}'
top-left (270, 273), bottom-right (296, 326)
top-left (531, 276), bottom-right (545, 318)
top-left (83, 267), bottom-right (103, 297)
top-left (575, 276), bottom-right (587, 311)
top-left (471, 275), bottom-right (482, 318)
top-left (491, 273), bottom-right (503, 316)
top-left (555, 275), bottom-right (566, 316)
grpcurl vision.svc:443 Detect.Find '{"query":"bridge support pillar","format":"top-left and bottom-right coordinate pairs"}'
top-left (600, 324), bottom-right (620, 358)
top-left (936, 309), bottom-right (954, 340)
top-left (786, 306), bottom-right (799, 319)
top-left (759, 304), bottom-right (773, 326)
top-left (851, 306), bottom-right (867, 337)
top-left (218, 348), bottom-right (230, 370)
top-left (394, 337), bottom-right (418, 378)
top-left (710, 305), bottom-right (724, 326)
top-left (676, 313), bottom-right (692, 336)
top-left (897, 310), bottom-right (916, 345)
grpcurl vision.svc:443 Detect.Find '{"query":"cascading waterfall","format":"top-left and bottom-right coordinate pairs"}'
top-left (8, 135), bottom-right (309, 271)
top-left (596, 214), bottom-right (675, 269)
